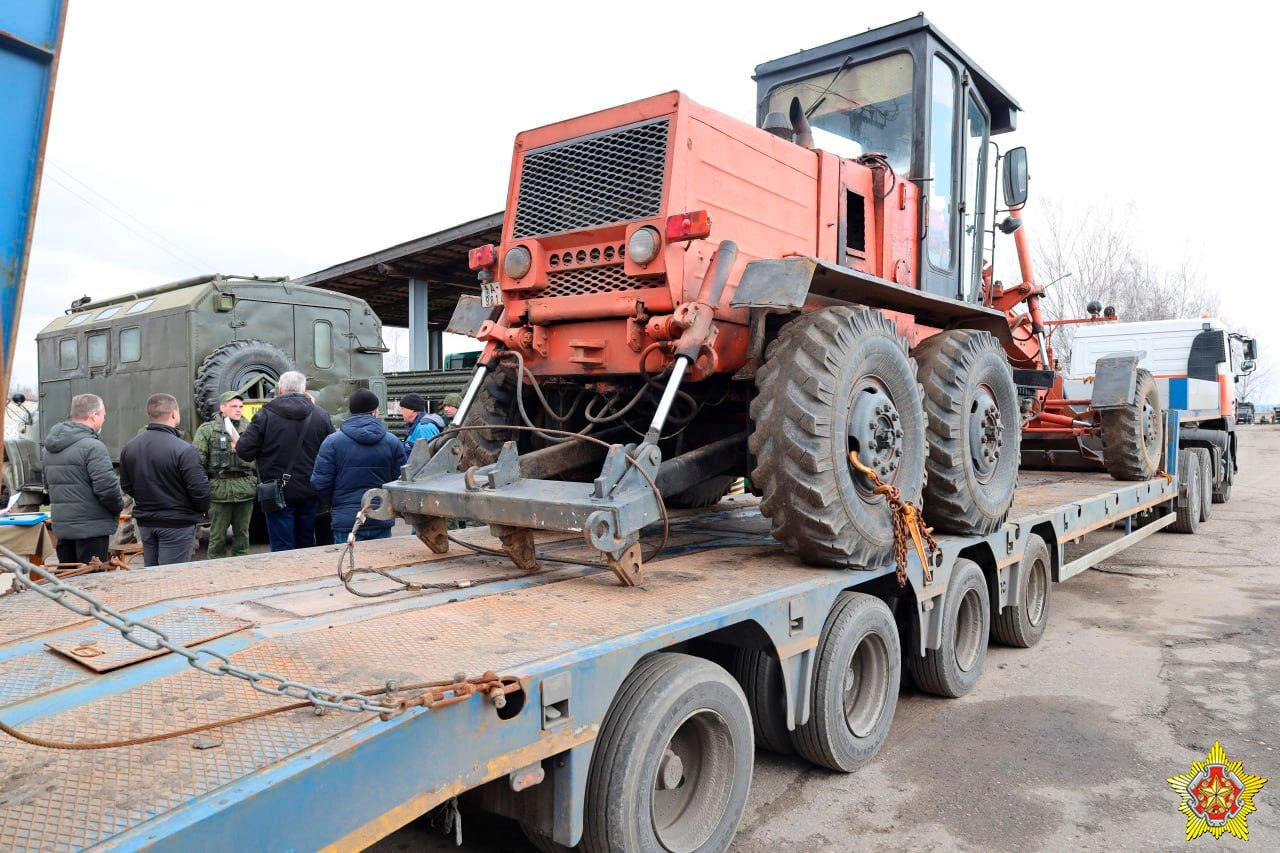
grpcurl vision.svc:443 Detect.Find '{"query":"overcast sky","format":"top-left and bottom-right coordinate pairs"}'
top-left (14, 0), bottom-right (1277, 400)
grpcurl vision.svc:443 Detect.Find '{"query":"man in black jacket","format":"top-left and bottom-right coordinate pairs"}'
top-left (119, 393), bottom-right (211, 566)
top-left (236, 371), bottom-right (335, 551)
top-left (42, 393), bottom-right (124, 564)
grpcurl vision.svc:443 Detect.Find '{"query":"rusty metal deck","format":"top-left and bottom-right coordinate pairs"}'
top-left (0, 474), bottom-right (1174, 851)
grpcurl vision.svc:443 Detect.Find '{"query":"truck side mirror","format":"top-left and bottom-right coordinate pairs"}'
top-left (1244, 338), bottom-right (1258, 360)
top-left (1002, 147), bottom-right (1029, 208)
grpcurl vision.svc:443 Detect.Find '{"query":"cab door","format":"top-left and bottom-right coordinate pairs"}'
top-left (920, 54), bottom-right (960, 300)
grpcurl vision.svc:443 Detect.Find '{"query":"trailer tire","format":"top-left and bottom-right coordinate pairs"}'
top-left (1191, 447), bottom-right (1213, 523)
top-left (1100, 368), bottom-right (1163, 481)
top-left (913, 330), bottom-right (1020, 535)
top-left (667, 475), bottom-right (736, 509)
top-left (1170, 448), bottom-right (1201, 534)
top-left (991, 534), bottom-right (1052, 648)
top-left (581, 653), bottom-right (752, 853)
top-left (750, 307), bottom-right (926, 567)
top-left (1212, 466), bottom-right (1232, 504)
top-left (194, 340), bottom-right (296, 421)
top-left (791, 592), bottom-right (900, 772)
top-left (730, 648), bottom-right (793, 755)
top-left (907, 558), bottom-right (990, 697)
top-left (458, 364), bottom-right (518, 467)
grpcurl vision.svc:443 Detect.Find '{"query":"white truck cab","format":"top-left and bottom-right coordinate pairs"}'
top-left (1066, 318), bottom-right (1257, 424)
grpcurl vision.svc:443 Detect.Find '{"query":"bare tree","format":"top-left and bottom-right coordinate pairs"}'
top-left (1236, 362), bottom-right (1271, 404)
top-left (1029, 198), bottom-right (1221, 362)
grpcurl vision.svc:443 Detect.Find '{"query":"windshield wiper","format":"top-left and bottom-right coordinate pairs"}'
top-left (805, 55), bottom-right (855, 119)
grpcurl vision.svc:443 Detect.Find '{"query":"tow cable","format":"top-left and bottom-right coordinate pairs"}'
top-left (848, 451), bottom-right (940, 586)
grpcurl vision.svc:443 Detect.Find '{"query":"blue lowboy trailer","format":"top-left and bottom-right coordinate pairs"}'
top-left (0, 417), bottom-right (1198, 851)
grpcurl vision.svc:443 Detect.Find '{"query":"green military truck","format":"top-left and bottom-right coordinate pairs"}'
top-left (5, 274), bottom-right (388, 509)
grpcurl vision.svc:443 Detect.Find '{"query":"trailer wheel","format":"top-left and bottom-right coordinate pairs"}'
top-left (458, 364), bottom-right (518, 467)
top-left (667, 475), bottom-right (736, 509)
top-left (913, 330), bottom-right (1020, 535)
top-left (1212, 462), bottom-right (1233, 504)
top-left (730, 648), bottom-right (793, 755)
top-left (1100, 368), bottom-right (1163, 481)
top-left (1170, 448), bottom-right (1201, 534)
top-left (581, 653), bottom-right (752, 853)
top-left (908, 558), bottom-right (990, 697)
top-left (791, 592), bottom-right (900, 772)
top-left (1191, 447), bottom-right (1213, 523)
top-left (991, 534), bottom-right (1052, 648)
top-left (750, 307), bottom-right (926, 567)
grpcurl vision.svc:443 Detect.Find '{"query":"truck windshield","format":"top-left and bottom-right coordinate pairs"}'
top-left (764, 52), bottom-right (914, 173)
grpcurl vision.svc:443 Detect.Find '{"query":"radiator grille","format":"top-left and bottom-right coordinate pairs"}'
top-left (540, 265), bottom-right (663, 298)
top-left (513, 119), bottom-right (669, 238)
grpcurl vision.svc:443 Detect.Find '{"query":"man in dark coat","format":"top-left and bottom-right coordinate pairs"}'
top-left (42, 393), bottom-right (124, 564)
top-left (311, 389), bottom-right (406, 543)
top-left (119, 393), bottom-right (211, 566)
top-left (236, 371), bottom-right (335, 551)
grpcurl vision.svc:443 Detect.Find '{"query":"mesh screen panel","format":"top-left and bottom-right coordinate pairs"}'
top-left (513, 119), bottom-right (669, 238)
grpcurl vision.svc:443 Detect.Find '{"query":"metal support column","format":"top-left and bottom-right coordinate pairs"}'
top-left (408, 278), bottom-right (429, 370)
top-left (429, 329), bottom-right (443, 370)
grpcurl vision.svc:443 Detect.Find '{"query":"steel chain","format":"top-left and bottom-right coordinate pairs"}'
top-left (0, 545), bottom-right (398, 715)
top-left (848, 451), bottom-right (940, 587)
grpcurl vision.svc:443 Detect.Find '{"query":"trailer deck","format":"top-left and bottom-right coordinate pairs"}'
top-left (0, 469), bottom-right (1177, 851)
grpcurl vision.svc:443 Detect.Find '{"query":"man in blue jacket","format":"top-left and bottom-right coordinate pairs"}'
top-left (398, 393), bottom-right (444, 451)
top-left (311, 389), bottom-right (407, 544)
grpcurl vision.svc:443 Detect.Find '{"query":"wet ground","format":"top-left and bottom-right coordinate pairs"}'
top-left (375, 426), bottom-right (1280, 851)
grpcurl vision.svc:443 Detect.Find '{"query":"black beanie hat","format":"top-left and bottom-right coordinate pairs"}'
top-left (349, 388), bottom-right (379, 415)
top-left (399, 393), bottom-right (426, 413)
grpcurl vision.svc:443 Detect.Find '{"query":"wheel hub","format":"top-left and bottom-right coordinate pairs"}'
top-left (969, 385), bottom-right (1004, 483)
top-left (656, 748), bottom-right (685, 790)
top-left (848, 385), bottom-right (904, 490)
top-left (1141, 400), bottom-right (1158, 450)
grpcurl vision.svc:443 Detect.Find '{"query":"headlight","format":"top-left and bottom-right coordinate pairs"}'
top-left (504, 245), bottom-right (532, 279)
top-left (627, 227), bottom-right (661, 266)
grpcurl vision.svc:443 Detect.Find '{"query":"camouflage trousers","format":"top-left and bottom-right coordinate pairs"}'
top-left (209, 500), bottom-right (254, 559)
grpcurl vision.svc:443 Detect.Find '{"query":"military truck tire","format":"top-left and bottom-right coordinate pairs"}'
top-left (913, 330), bottom-right (1020, 535)
top-left (1100, 368), bottom-right (1163, 481)
top-left (194, 340), bottom-right (296, 421)
top-left (791, 592), bottom-right (900, 772)
top-left (458, 364), bottom-right (518, 467)
top-left (750, 307), bottom-right (927, 568)
top-left (907, 558), bottom-right (990, 698)
top-left (1191, 447), bottom-right (1213, 523)
top-left (1171, 448), bottom-right (1201, 534)
top-left (667, 475), bottom-right (736, 509)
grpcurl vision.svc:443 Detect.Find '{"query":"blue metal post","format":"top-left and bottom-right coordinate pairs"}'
top-left (0, 1), bottom-right (67, 391)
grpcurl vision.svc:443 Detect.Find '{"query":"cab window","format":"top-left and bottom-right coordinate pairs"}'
top-left (961, 92), bottom-right (990, 301)
top-left (87, 333), bottom-right (109, 367)
top-left (764, 52), bottom-right (914, 173)
top-left (120, 327), bottom-right (141, 363)
top-left (314, 320), bottom-right (333, 369)
top-left (927, 55), bottom-right (957, 272)
top-left (59, 338), bottom-right (78, 370)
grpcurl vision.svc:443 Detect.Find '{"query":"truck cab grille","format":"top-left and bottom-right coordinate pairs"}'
top-left (513, 119), bottom-right (669, 238)
top-left (541, 265), bottom-right (663, 298)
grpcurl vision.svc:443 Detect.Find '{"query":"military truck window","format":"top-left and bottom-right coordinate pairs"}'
top-left (96, 306), bottom-right (122, 320)
top-left (120, 327), bottom-right (141, 362)
top-left (314, 320), bottom-right (333, 369)
top-left (764, 53), bottom-right (914, 173)
top-left (67, 313), bottom-right (90, 327)
top-left (87, 333), bottom-right (108, 367)
top-left (927, 55), bottom-right (958, 272)
top-left (126, 298), bottom-right (155, 315)
top-left (59, 338), bottom-right (78, 370)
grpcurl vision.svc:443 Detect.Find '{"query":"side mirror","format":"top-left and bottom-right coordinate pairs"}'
top-left (1244, 338), bottom-right (1258, 360)
top-left (1002, 147), bottom-right (1029, 208)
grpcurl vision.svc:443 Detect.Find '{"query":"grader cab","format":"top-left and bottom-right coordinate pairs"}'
top-left (368, 15), bottom-right (1160, 582)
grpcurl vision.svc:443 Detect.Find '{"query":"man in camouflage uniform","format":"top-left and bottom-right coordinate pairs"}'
top-left (193, 391), bottom-right (258, 558)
